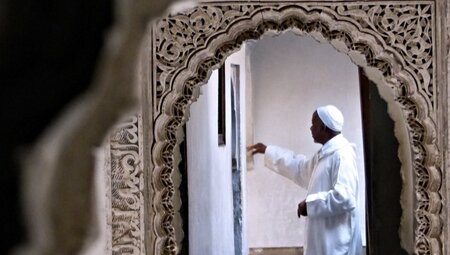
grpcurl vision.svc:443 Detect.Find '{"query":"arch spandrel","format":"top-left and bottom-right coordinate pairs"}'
top-left (109, 1), bottom-right (446, 255)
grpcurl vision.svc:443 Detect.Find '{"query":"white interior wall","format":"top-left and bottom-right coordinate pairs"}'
top-left (186, 45), bottom-right (248, 255)
top-left (186, 70), bottom-right (234, 255)
top-left (246, 32), bottom-right (366, 248)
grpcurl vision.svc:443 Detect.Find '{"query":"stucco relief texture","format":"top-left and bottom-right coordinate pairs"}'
top-left (115, 1), bottom-right (447, 255)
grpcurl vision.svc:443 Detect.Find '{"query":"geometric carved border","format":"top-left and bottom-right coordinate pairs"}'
top-left (110, 1), bottom-right (444, 254)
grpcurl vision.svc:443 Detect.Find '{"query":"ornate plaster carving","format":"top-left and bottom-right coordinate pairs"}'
top-left (110, 116), bottom-right (145, 255)
top-left (110, 1), bottom-right (445, 254)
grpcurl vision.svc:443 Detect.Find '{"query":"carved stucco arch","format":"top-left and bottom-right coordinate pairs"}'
top-left (109, 2), bottom-right (445, 255)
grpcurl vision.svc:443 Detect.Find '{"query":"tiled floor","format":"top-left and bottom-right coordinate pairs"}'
top-left (249, 247), bottom-right (366, 255)
top-left (249, 247), bottom-right (302, 255)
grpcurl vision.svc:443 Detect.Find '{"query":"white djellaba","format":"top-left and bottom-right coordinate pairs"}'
top-left (264, 105), bottom-right (362, 255)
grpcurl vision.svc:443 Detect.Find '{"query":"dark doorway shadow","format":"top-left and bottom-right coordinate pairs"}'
top-left (359, 68), bottom-right (408, 255)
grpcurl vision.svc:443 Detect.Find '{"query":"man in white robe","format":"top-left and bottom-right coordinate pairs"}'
top-left (248, 105), bottom-right (362, 255)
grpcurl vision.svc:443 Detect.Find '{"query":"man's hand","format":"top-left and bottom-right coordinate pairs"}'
top-left (297, 200), bottom-right (307, 218)
top-left (247, 143), bottom-right (267, 155)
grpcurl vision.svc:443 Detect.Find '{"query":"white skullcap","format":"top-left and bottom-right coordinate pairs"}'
top-left (316, 105), bottom-right (344, 132)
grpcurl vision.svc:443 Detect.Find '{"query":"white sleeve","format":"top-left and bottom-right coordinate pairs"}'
top-left (264, 145), bottom-right (316, 188)
top-left (305, 151), bottom-right (358, 218)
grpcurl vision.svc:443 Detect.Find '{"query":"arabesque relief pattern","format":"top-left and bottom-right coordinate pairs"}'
top-left (110, 116), bottom-right (145, 255)
top-left (109, 2), bottom-right (442, 255)
top-left (334, 4), bottom-right (435, 109)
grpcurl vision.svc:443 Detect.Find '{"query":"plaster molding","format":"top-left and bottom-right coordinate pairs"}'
top-left (109, 1), bottom-right (447, 254)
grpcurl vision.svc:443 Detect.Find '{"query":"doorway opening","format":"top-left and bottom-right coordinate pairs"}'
top-left (180, 32), bottom-right (411, 254)
top-left (149, 3), bottom-right (439, 254)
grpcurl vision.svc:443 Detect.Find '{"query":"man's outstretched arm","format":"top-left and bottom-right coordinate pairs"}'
top-left (247, 143), bottom-right (267, 154)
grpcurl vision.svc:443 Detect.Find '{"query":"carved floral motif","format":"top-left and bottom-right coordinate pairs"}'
top-left (334, 4), bottom-right (434, 109)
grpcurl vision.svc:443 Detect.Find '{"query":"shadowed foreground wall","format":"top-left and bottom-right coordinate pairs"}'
top-left (0, 1), bottom-right (112, 253)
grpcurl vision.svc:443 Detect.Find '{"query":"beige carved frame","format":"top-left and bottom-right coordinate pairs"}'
top-left (108, 1), bottom-right (448, 255)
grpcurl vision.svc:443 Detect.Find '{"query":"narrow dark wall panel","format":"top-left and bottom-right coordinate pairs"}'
top-left (360, 69), bottom-right (407, 255)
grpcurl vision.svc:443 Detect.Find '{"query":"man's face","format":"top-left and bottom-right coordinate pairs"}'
top-left (310, 111), bottom-right (324, 144)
